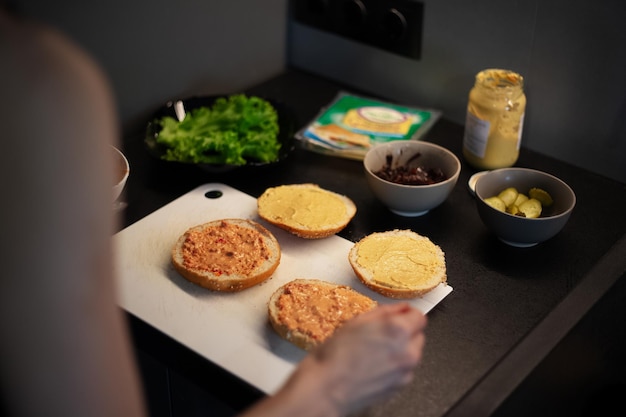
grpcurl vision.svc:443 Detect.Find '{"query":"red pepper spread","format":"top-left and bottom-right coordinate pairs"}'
top-left (276, 281), bottom-right (377, 343)
top-left (181, 221), bottom-right (270, 276)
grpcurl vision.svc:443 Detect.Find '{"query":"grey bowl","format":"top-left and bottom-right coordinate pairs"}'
top-left (474, 168), bottom-right (576, 247)
top-left (363, 140), bottom-right (461, 216)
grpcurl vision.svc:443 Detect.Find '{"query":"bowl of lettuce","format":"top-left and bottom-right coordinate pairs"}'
top-left (145, 94), bottom-right (295, 172)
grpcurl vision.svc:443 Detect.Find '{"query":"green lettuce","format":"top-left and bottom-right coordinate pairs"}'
top-left (155, 94), bottom-right (280, 165)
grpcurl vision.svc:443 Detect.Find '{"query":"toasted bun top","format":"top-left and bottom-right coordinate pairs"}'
top-left (349, 230), bottom-right (446, 299)
top-left (268, 279), bottom-right (377, 351)
top-left (257, 183), bottom-right (356, 239)
top-left (171, 219), bottom-right (280, 292)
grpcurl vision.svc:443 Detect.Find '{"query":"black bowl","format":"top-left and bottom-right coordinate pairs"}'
top-left (474, 168), bottom-right (576, 247)
top-left (145, 95), bottom-right (296, 173)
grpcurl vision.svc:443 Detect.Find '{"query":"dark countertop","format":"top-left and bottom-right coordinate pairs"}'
top-left (120, 69), bottom-right (626, 417)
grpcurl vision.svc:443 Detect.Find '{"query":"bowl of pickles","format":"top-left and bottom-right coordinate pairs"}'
top-left (474, 168), bottom-right (576, 247)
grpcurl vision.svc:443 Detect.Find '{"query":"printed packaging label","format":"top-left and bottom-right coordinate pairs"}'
top-left (296, 92), bottom-right (441, 160)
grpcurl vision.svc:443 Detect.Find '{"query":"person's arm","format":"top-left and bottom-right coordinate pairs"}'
top-left (0, 11), bottom-right (427, 417)
top-left (0, 13), bottom-right (146, 417)
top-left (239, 303), bottom-right (427, 417)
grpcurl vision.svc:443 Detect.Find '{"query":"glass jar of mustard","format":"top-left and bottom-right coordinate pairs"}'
top-left (462, 69), bottom-right (526, 170)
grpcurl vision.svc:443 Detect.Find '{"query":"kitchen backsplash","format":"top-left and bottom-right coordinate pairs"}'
top-left (287, 0), bottom-right (626, 184)
top-left (13, 0), bottom-right (626, 183)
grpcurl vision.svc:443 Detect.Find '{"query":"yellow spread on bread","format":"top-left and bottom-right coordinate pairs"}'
top-left (355, 234), bottom-right (443, 289)
top-left (260, 186), bottom-right (347, 228)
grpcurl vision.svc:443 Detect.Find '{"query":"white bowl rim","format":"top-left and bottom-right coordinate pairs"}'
top-left (112, 145), bottom-right (130, 186)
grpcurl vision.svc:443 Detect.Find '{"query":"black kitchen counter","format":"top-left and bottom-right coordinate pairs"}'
top-left (120, 69), bottom-right (626, 417)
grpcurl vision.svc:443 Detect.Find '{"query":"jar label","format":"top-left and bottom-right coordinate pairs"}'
top-left (516, 113), bottom-right (525, 150)
top-left (463, 111), bottom-right (490, 158)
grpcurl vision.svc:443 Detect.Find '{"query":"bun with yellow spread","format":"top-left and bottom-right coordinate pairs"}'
top-left (257, 183), bottom-right (356, 239)
top-left (268, 279), bottom-right (377, 351)
top-left (348, 230), bottom-right (446, 299)
top-left (172, 219), bottom-right (280, 292)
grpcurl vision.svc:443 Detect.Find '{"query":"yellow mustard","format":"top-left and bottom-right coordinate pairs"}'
top-left (356, 235), bottom-right (442, 289)
top-left (462, 69), bottom-right (526, 170)
top-left (261, 187), bottom-right (346, 228)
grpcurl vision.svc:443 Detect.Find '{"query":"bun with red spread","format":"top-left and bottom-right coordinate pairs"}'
top-left (268, 279), bottom-right (377, 351)
top-left (257, 183), bottom-right (357, 239)
top-left (349, 229), bottom-right (446, 299)
top-left (172, 219), bottom-right (281, 292)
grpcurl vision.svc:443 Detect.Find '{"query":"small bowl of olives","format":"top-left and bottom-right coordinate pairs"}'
top-left (474, 167), bottom-right (576, 247)
top-left (363, 140), bottom-right (461, 216)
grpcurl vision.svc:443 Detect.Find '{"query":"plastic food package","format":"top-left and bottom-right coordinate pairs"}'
top-left (296, 91), bottom-right (441, 160)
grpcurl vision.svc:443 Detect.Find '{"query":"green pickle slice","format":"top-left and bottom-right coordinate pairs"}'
top-left (484, 196), bottom-right (506, 212)
top-left (506, 205), bottom-right (521, 215)
top-left (484, 186), bottom-right (554, 218)
top-left (513, 193), bottom-right (529, 207)
top-left (517, 198), bottom-right (542, 218)
top-left (497, 187), bottom-right (519, 207)
top-left (528, 188), bottom-right (554, 207)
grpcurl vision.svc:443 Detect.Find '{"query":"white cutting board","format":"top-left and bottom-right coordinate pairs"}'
top-left (113, 183), bottom-right (453, 394)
